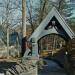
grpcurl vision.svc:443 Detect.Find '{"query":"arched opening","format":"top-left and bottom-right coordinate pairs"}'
top-left (38, 33), bottom-right (69, 68)
top-left (38, 34), bottom-right (68, 75)
top-left (38, 34), bottom-right (67, 58)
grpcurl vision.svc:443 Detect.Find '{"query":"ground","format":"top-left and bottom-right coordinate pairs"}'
top-left (38, 59), bottom-right (66, 75)
top-left (0, 59), bottom-right (17, 74)
top-left (0, 59), bottom-right (67, 75)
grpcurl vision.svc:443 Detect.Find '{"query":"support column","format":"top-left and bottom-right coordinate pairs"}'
top-left (31, 38), bottom-right (39, 58)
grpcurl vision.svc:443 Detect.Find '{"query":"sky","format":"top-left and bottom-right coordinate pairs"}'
top-left (33, 0), bottom-right (75, 18)
top-left (71, 10), bottom-right (75, 18)
top-left (0, 0), bottom-right (75, 23)
top-left (0, 0), bottom-right (22, 26)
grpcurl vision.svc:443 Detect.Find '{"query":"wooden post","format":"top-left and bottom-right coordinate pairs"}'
top-left (52, 37), bottom-right (56, 56)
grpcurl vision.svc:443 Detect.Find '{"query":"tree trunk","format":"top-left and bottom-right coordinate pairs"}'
top-left (22, 0), bottom-right (26, 37)
top-left (7, 27), bottom-right (9, 58)
top-left (21, 0), bottom-right (27, 57)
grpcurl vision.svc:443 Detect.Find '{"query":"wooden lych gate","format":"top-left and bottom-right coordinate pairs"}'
top-left (26, 7), bottom-right (75, 57)
top-left (23, 7), bottom-right (75, 74)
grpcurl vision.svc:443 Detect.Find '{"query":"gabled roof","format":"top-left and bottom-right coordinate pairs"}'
top-left (29, 7), bottom-right (75, 41)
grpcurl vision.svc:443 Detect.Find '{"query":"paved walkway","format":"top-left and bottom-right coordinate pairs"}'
top-left (38, 59), bottom-right (67, 75)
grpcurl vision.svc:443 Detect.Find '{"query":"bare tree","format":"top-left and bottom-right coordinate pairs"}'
top-left (6, 0), bottom-right (10, 58)
top-left (21, 0), bottom-right (27, 57)
top-left (22, 0), bottom-right (26, 37)
top-left (0, 0), bottom-right (23, 58)
top-left (26, 0), bottom-right (34, 33)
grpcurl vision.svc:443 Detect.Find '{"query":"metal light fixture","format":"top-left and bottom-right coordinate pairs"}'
top-left (52, 20), bottom-right (55, 26)
top-left (47, 21), bottom-right (56, 29)
top-left (52, 20), bottom-right (58, 30)
top-left (65, 51), bottom-right (68, 55)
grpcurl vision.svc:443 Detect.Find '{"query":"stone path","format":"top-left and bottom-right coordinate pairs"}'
top-left (38, 59), bottom-right (67, 75)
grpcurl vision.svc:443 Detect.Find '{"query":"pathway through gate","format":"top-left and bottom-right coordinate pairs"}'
top-left (38, 59), bottom-right (66, 75)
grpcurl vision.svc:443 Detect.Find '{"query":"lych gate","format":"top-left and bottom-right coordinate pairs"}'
top-left (25, 7), bottom-right (75, 57)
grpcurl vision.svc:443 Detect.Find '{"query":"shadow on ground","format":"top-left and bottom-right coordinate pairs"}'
top-left (0, 61), bottom-right (17, 73)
